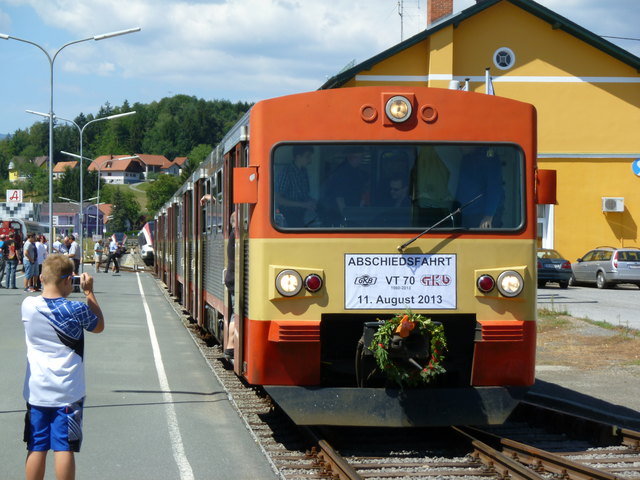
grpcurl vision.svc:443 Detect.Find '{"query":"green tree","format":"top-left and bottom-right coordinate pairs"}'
top-left (55, 164), bottom-right (100, 202)
top-left (108, 188), bottom-right (128, 232)
top-left (101, 185), bottom-right (141, 232)
top-left (146, 175), bottom-right (182, 213)
top-left (180, 144), bottom-right (212, 182)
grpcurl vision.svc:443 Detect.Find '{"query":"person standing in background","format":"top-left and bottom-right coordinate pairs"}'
top-left (93, 239), bottom-right (104, 273)
top-left (0, 234), bottom-right (6, 288)
top-left (66, 236), bottom-right (81, 275)
top-left (4, 233), bottom-right (18, 289)
top-left (23, 233), bottom-right (38, 293)
top-left (35, 235), bottom-right (48, 290)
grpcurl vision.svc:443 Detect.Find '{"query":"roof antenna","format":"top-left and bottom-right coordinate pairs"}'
top-left (398, 0), bottom-right (404, 41)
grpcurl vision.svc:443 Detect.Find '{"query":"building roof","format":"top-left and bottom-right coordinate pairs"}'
top-left (173, 157), bottom-right (188, 166)
top-left (53, 161), bottom-right (78, 173)
top-left (89, 155), bottom-right (144, 173)
top-left (320, 0), bottom-right (640, 90)
top-left (160, 158), bottom-right (176, 169)
top-left (33, 156), bottom-right (48, 168)
top-left (134, 154), bottom-right (169, 167)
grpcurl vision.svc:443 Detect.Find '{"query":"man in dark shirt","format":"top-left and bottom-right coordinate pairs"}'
top-left (275, 145), bottom-right (316, 227)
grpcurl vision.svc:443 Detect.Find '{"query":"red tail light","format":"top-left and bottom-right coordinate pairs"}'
top-left (613, 252), bottom-right (618, 268)
top-left (304, 274), bottom-right (323, 293)
top-left (561, 261), bottom-right (571, 270)
top-left (477, 275), bottom-right (495, 293)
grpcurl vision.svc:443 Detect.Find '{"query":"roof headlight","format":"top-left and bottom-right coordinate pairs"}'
top-left (385, 95), bottom-right (412, 123)
top-left (275, 269), bottom-right (303, 297)
top-left (497, 270), bottom-right (524, 297)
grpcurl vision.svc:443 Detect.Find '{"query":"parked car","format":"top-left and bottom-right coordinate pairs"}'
top-left (537, 248), bottom-right (572, 288)
top-left (571, 246), bottom-right (640, 289)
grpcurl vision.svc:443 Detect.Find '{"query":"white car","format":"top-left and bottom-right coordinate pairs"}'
top-left (141, 243), bottom-right (154, 266)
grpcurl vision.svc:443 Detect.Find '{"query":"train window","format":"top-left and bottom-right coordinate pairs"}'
top-left (203, 179), bottom-right (212, 234)
top-left (272, 143), bottom-right (524, 232)
top-left (215, 169), bottom-right (223, 232)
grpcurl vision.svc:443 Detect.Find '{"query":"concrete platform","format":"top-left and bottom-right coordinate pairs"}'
top-left (0, 269), bottom-right (277, 480)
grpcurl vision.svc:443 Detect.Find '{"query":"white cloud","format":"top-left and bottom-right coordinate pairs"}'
top-left (0, 0), bottom-right (637, 133)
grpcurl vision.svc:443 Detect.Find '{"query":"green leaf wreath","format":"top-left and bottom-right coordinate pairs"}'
top-left (369, 310), bottom-right (447, 387)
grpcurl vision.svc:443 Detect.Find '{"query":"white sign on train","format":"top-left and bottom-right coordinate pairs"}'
top-left (344, 253), bottom-right (457, 310)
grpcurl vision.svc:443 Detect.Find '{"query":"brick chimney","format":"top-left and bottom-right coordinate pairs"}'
top-left (427, 0), bottom-right (453, 25)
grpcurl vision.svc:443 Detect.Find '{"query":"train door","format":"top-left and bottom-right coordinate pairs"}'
top-left (193, 178), bottom-right (204, 327)
top-left (184, 188), bottom-right (193, 310)
top-left (231, 142), bottom-right (248, 376)
top-left (169, 203), bottom-right (177, 296)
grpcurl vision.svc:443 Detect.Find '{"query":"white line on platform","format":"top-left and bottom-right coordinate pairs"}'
top-left (136, 272), bottom-right (195, 480)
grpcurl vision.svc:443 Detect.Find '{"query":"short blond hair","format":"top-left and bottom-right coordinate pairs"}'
top-left (41, 254), bottom-right (74, 286)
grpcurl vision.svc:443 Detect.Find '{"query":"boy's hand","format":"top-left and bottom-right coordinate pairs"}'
top-left (80, 272), bottom-right (94, 295)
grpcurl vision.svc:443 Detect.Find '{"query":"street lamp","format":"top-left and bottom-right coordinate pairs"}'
top-left (62, 153), bottom-right (140, 241)
top-left (1, 27), bottom-right (141, 253)
top-left (28, 110), bottom-right (137, 272)
top-left (59, 196), bottom-right (97, 248)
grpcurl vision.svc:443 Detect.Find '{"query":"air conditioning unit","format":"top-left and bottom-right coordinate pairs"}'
top-left (602, 197), bottom-right (624, 212)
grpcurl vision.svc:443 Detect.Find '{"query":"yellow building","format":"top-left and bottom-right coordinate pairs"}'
top-left (321, 0), bottom-right (640, 262)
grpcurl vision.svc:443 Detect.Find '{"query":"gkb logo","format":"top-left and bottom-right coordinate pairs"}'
top-left (421, 275), bottom-right (452, 286)
top-left (354, 275), bottom-right (377, 286)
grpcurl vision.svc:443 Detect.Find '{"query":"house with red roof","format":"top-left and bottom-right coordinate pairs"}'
top-left (52, 160), bottom-right (78, 179)
top-left (89, 155), bottom-right (144, 184)
top-left (133, 154), bottom-right (170, 179)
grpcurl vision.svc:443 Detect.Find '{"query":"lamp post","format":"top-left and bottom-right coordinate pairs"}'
top-left (1, 27), bottom-right (141, 253)
top-left (27, 110), bottom-right (137, 272)
top-left (62, 153), bottom-right (140, 242)
top-left (59, 196), bottom-right (97, 255)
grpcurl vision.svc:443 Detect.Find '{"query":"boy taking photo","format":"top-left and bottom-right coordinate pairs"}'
top-left (21, 254), bottom-right (104, 480)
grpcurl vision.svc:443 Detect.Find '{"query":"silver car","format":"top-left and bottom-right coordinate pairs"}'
top-left (571, 246), bottom-right (640, 289)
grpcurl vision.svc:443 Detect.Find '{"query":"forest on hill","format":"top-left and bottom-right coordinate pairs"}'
top-left (0, 95), bottom-right (252, 230)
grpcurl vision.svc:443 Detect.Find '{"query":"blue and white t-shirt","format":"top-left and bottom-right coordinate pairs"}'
top-left (22, 296), bottom-right (99, 407)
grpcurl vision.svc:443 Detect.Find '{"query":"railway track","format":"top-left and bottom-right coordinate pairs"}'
top-left (165, 284), bottom-right (640, 480)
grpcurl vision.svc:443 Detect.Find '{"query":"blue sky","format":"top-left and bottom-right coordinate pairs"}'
top-left (0, 0), bottom-right (638, 135)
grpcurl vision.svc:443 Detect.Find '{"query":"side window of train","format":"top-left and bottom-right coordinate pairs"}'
top-left (215, 169), bottom-right (223, 233)
top-left (203, 178), bottom-right (212, 234)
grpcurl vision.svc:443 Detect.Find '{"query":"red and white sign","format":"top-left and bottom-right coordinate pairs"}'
top-left (6, 189), bottom-right (23, 203)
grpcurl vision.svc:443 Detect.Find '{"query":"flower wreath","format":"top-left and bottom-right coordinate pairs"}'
top-left (369, 311), bottom-right (447, 387)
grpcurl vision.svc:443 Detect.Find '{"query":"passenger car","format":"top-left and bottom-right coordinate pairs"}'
top-left (140, 243), bottom-right (154, 266)
top-left (537, 248), bottom-right (572, 288)
top-left (571, 246), bottom-right (640, 288)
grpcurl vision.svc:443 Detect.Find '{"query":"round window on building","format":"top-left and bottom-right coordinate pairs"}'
top-left (493, 47), bottom-right (516, 70)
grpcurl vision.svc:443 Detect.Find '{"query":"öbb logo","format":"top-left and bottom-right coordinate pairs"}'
top-left (354, 275), bottom-right (377, 287)
top-left (421, 275), bottom-right (451, 286)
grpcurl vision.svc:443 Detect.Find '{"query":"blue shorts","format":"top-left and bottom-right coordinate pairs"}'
top-left (24, 261), bottom-right (35, 279)
top-left (24, 400), bottom-right (84, 452)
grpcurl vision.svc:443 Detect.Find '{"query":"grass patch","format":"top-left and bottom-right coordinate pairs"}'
top-left (537, 308), bottom-right (572, 333)
top-left (108, 182), bottom-right (150, 211)
top-left (582, 318), bottom-right (640, 338)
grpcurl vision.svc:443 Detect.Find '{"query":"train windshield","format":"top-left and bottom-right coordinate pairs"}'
top-left (272, 143), bottom-right (525, 231)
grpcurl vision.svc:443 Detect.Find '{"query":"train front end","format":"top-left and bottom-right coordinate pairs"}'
top-left (237, 86), bottom-right (540, 427)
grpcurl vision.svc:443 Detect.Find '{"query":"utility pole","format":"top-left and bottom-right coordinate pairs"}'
top-left (398, 0), bottom-right (404, 41)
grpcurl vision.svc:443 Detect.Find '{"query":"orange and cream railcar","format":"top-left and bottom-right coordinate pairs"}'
top-left (154, 86), bottom-right (555, 427)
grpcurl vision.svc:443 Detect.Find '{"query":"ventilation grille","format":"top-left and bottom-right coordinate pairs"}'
top-left (268, 322), bottom-right (320, 342)
top-left (481, 323), bottom-right (524, 342)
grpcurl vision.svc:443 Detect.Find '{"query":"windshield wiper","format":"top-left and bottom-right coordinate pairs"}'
top-left (397, 194), bottom-right (483, 252)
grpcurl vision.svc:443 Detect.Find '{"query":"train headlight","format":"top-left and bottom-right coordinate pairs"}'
top-left (476, 274), bottom-right (495, 293)
top-left (304, 273), bottom-right (323, 293)
top-left (497, 271), bottom-right (524, 297)
top-left (276, 269), bottom-right (303, 297)
top-left (385, 95), bottom-right (412, 123)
